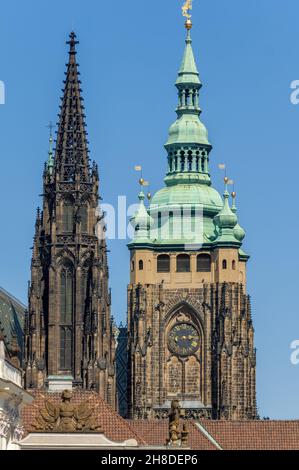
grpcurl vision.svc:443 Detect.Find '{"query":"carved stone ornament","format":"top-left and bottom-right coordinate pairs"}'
top-left (166, 400), bottom-right (189, 447)
top-left (31, 390), bottom-right (102, 433)
top-left (36, 358), bottom-right (46, 371)
top-left (168, 399), bottom-right (181, 445)
top-left (97, 357), bottom-right (107, 370)
top-left (13, 425), bottom-right (25, 442)
top-left (0, 414), bottom-right (10, 438)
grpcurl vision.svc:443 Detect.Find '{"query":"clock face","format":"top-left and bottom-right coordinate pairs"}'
top-left (168, 323), bottom-right (200, 357)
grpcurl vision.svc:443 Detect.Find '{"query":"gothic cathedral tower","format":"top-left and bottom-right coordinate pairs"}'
top-left (24, 33), bottom-right (116, 407)
top-left (127, 20), bottom-right (256, 420)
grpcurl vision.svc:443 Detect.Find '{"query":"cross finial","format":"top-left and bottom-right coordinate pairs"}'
top-left (67, 31), bottom-right (79, 54)
top-left (47, 121), bottom-right (54, 139)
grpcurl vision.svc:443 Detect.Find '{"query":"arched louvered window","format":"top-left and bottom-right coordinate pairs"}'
top-left (177, 254), bottom-right (190, 273)
top-left (157, 254), bottom-right (170, 273)
top-left (222, 259), bottom-right (227, 270)
top-left (60, 262), bottom-right (73, 370)
top-left (139, 260), bottom-right (144, 271)
top-left (62, 198), bottom-right (74, 232)
top-left (232, 260), bottom-right (236, 270)
top-left (197, 254), bottom-right (211, 272)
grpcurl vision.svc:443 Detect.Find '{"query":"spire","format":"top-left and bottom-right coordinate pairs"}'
top-left (164, 20), bottom-right (212, 187)
top-left (35, 207), bottom-right (41, 228)
top-left (47, 123), bottom-right (54, 175)
top-left (32, 207), bottom-right (41, 261)
top-left (176, 25), bottom-right (201, 89)
top-left (54, 32), bottom-right (90, 182)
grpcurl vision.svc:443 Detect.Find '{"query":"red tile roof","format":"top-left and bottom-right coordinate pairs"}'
top-left (200, 420), bottom-right (299, 450)
top-left (22, 391), bottom-right (146, 445)
top-left (128, 420), bottom-right (218, 450)
top-left (22, 395), bottom-right (299, 450)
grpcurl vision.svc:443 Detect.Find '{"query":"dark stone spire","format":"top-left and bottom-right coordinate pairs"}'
top-left (54, 32), bottom-right (90, 182)
top-left (24, 33), bottom-right (116, 405)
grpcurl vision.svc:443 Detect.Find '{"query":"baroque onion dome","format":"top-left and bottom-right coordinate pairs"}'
top-left (129, 20), bottom-right (248, 252)
top-left (131, 191), bottom-right (153, 242)
top-left (214, 189), bottom-right (237, 229)
top-left (130, 21), bottom-right (223, 248)
top-left (214, 180), bottom-right (239, 245)
top-left (231, 192), bottom-right (246, 242)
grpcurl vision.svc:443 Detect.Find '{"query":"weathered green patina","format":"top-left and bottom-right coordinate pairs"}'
top-left (130, 24), bottom-right (246, 254)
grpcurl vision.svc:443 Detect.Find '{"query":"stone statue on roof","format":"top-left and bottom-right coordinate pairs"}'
top-left (32, 390), bottom-right (102, 433)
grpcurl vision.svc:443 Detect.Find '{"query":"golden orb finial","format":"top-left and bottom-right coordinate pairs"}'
top-left (185, 19), bottom-right (192, 30)
top-left (224, 176), bottom-right (229, 184)
top-left (232, 191), bottom-right (236, 199)
top-left (139, 177), bottom-right (144, 186)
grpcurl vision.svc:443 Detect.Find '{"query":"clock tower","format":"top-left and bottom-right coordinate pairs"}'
top-left (127, 18), bottom-right (256, 421)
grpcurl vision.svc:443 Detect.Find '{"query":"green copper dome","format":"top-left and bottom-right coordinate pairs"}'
top-left (165, 29), bottom-right (210, 148)
top-left (129, 23), bottom-right (247, 252)
top-left (234, 223), bottom-right (245, 242)
top-left (213, 187), bottom-right (243, 246)
top-left (130, 191), bottom-right (153, 243)
top-left (214, 190), bottom-right (238, 229)
top-left (146, 24), bottom-right (222, 247)
top-left (166, 114), bottom-right (210, 147)
top-left (151, 183), bottom-right (222, 215)
top-left (231, 196), bottom-right (246, 242)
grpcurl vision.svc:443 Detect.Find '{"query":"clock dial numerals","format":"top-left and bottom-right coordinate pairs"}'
top-left (168, 323), bottom-right (199, 357)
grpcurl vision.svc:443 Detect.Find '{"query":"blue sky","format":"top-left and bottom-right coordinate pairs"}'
top-left (1, 0), bottom-right (299, 419)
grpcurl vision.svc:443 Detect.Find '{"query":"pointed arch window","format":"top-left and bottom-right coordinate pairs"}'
top-left (79, 203), bottom-right (88, 233)
top-left (60, 262), bottom-right (74, 370)
top-left (81, 264), bottom-right (92, 313)
top-left (81, 264), bottom-right (93, 345)
top-left (139, 260), bottom-right (144, 271)
top-left (60, 327), bottom-right (72, 371)
top-left (62, 198), bottom-right (74, 232)
top-left (222, 259), bottom-right (227, 270)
